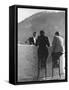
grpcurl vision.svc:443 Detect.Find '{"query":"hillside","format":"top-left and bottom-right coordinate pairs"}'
top-left (18, 11), bottom-right (65, 45)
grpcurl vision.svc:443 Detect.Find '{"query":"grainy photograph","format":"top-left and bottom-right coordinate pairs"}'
top-left (17, 7), bottom-right (66, 82)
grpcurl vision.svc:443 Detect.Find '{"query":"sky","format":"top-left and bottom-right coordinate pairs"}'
top-left (18, 8), bottom-right (64, 23)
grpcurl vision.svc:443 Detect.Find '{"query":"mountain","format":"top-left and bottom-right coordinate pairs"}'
top-left (18, 11), bottom-right (65, 45)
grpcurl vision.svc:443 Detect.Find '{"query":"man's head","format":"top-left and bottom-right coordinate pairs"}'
top-left (40, 30), bottom-right (45, 36)
top-left (33, 32), bottom-right (36, 37)
top-left (55, 31), bottom-right (59, 36)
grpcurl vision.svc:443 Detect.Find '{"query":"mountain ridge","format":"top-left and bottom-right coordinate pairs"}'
top-left (18, 11), bottom-right (65, 45)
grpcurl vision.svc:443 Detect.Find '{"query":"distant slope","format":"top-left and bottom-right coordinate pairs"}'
top-left (18, 11), bottom-right (65, 45)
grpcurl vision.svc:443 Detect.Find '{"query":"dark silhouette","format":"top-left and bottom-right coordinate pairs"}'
top-left (36, 30), bottom-right (50, 79)
top-left (25, 32), bottom-right (36, 45)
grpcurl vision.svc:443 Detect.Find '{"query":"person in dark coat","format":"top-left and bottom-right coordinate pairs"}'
top-left (25, 32), bottom-right (36, 45)
top-left (36, 30), bottom-right (50, 79)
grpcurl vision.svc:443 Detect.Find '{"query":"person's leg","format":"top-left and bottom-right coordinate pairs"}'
top-left (44, 56), bottom-right (47, 78)
top-left (54, 52), bottom-right (63, 77)
top-left (57, 52), bottom-right (63, 77)
top-left (37, 56), bottom-right (40, 80)
top-left (44, 51), bottom-right (48, 78)
top-left (45, 48), bottom-right (49, 77)
top-left (38, 53), bottom-right (42, 80)
top-left (52, 53), bottom-right (55, 77)
top-left (52, 52), bottom-right (62, 77)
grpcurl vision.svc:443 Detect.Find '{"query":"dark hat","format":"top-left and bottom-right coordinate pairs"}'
top-left (40, 30), bottom-right (45, 35)
top-left (55, 31), bottom-right (59, 36)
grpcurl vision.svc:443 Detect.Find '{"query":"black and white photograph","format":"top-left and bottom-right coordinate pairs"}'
top-left (17, 6), bottom-right (67, 83)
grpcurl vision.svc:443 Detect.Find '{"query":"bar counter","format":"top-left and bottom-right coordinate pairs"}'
top-left (18, 44), bottom-right (65, 82)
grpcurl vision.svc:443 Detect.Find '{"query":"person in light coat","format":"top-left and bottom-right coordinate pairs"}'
top-left (52, 31), bottom-right (65, 77)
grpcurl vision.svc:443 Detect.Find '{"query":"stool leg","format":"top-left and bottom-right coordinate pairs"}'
top-left (59, 59), bottom-right (61, 78)
top-left (52, 62), bottom-right (53, 77)
top-left (45, 64), bottom-right (46, 78)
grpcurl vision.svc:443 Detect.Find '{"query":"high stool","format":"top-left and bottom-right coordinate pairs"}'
top-left (52, 53), bottom-right (61, 78)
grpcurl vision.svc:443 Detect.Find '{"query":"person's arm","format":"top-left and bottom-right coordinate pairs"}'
top-left (46, 37), bottom-right (50, 47)
top-left (52, 37), bottom-right (56, 52)
top-left (36, 36), bottom-right (39, 46)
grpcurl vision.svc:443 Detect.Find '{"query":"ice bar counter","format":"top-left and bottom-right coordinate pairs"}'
top-left (18, 44), bottom-right (65, 82)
